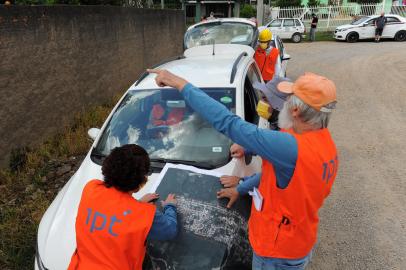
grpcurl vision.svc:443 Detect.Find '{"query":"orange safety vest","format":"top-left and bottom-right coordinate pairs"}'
top-left (248, 128), bottom-right (338, 259)
top-left (68, 180), bottom-right (156, 270)
top-left (254, 46), bottom-right (280, 81)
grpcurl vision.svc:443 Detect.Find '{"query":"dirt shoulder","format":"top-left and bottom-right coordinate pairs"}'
top-left (284, 41), bottom-right (406, 270)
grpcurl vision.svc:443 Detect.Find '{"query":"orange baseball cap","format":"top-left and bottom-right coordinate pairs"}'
top-left (277, 73), bottom-right (337, 112)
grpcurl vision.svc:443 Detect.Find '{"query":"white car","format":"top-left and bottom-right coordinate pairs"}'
top-left (36, 44), bottom-right (276, 270)
top-left (261, 18), bottom-right (306, 43)
top-left (184, 17), bottom-right (291, 77)
top-left (334, 14), bottom-right (406, 42)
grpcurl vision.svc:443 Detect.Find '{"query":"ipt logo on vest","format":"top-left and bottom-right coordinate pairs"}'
top-left (85, 208), bottom-right (131, 237)
top-left (322, 156), bottom-right (338, 184)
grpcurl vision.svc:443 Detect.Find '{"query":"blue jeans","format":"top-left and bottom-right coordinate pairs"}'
top-left (252, 250), bottom-right (313, 270)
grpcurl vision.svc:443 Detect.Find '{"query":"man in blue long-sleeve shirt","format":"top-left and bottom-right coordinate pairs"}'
top-left (147, 69), bottom-right (338, 270)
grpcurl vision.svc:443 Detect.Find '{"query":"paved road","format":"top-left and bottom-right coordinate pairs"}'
top-left (283, 41), bottom-right (406, 270)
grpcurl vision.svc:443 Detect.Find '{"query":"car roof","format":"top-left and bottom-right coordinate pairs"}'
top-left (187, 18), bottom-right (256, 31)
top-left (132, 44), bottom-right (255, 90)
top-left (366, 14), bottom-right (406, 20)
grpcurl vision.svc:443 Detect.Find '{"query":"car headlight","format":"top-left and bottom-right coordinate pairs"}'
top-left (36, 239), bottom-right (49, 270)
top-left (337, 28), bottom-right (349, 32)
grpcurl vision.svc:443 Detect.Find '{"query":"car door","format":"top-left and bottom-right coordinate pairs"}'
top-left (281, 19), bottom-right (295, 39)
top-left (382, 16), bottom-right (402, 38)
top-left (359, 18), bottom-right (376, 39)
top-left (232, 64), bottom-right (263, 177)
top-left (267, 19), bottom-right (283, 38)
top-left (275, 36), bottom-right (288, 77)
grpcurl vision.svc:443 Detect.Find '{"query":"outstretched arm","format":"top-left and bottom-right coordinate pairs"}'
top-left (147, 69), bottom-right (298, 183)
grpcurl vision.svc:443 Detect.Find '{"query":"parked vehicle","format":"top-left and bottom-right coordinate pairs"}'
top-left (261, 18), bottom-right (306, 43)
top-left (334, 14), bottom-right (406, 42)
top-left (184, 18), bottom-right (291, 77)
top-left (35, 44), bottom-right (281, 270)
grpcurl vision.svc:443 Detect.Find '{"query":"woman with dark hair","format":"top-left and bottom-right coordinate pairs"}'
top-left (68, 144), bottom-right (178, 270)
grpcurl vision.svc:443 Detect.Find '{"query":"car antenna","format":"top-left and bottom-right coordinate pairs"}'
top-left (212, 39), bottom-right (215, 56)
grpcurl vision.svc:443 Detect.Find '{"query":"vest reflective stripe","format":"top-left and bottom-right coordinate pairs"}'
top-left (248, 129), bottom-right (338, 259)
top-left (254, 47), bottom-right (280, 81)
top-left (68, 180), bottom-right (156, 270)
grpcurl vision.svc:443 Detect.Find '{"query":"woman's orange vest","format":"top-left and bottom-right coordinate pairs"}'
top-left (68, 180), bottom-right (156, 270)
top-left (248, 128), bottom-right (338, 259)
top-left (254, 46), bottom-right (280, 81)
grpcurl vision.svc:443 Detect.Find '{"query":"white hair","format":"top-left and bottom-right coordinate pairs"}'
top-left (278, 95), bottom-right (332, 130)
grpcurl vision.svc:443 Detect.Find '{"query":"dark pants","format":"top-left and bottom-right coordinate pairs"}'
top-left (309, 28), bottom-right (316, 41)
top-left (375, 28), bottom-right (383, 36)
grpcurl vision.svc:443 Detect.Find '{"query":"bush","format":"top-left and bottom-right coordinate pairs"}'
top-left (307, 0), bottom-right (320, 7)
top-left (240, 4), bottom-right (256, 18)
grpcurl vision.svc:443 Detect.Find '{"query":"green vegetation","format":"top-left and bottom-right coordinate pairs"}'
top-left (275, 0), bottom-right (302, 8)
top-left (0, 96), bottom-right (120, 269)
top-left (307, 0), bottom-right (320, 7)
top-left (239, 4), bottom-right (256, 18)
top-left (313, 31), bottom-right (335, 41)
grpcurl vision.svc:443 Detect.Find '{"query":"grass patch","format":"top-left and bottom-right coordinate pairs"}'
top-left (306, 31), bottom-right (335, 42)
top-left (0, 95), bottom-right (121, 270)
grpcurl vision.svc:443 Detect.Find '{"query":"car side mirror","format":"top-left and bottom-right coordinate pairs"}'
top-left (88, 128), bottom-right (101, 141)
top-left (362, 23), bottom-right (368, 27)
top-left (282, 54), bottom-right (291, 61)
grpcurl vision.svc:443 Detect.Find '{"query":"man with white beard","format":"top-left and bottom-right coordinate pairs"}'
top-left (147, 69), bottom-right (339, 270)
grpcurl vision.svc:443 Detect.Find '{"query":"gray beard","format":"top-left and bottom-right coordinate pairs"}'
top-left (278, 105), bottom-right (294, 130)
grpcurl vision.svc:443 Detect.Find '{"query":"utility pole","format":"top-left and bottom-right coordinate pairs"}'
top-left (257, 0), bottom-right (264, 26)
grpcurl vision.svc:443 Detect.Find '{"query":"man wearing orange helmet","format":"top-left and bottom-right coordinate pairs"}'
top-left (254, 29), bottom-right (280, 82)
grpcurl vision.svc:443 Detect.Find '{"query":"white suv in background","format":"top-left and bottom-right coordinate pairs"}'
top-left (262, 18), bottom-right (306, 43)
top-left (334, 14), bottom-right (406, 42)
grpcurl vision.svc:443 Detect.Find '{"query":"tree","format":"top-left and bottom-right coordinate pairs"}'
top-left (240, 4), bottom-right (256, 18)
top-left (275, 0), bottom-right (302, 8)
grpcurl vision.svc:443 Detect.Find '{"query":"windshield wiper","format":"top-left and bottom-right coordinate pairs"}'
top-left (91, 148), bottom-right (106, 158)
top-left (150, 158), bottom-right (216, 169)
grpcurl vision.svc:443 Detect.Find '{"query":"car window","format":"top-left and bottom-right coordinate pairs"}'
top-left (283, 19), bottom-right (295, 27)
top-left (94, 88), bottom-right (236, 169)
top-left (247, 64), bottom-right (261, 84)
top-left (367, 19), bottom-right (376, 26)
top-left (247, 64), bottom-right (263, 98)
top-left (294, 19), bottom-right (301, 27)
top-left (386, 17), bottom-right (400, 23)
top-left (277, 36), bottom-right (284, 59)
top-left (270, 19), bottom-right (282, 27)
top-left (244, 78), bottom-right (259, 125)
top-left (351, 16), bottom-right (371, 25)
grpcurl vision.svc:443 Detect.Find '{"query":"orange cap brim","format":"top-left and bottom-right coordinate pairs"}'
top-left (277, 81), bottom-right (294, 94)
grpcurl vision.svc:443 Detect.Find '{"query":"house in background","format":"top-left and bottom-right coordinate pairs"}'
top-left (185, 0), bottom-right (242, 23)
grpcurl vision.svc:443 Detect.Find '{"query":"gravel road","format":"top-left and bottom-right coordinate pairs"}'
top-left (283, 41), bottom-right (406, 270)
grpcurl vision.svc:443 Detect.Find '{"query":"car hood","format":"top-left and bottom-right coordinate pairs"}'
top-left (37, 152), bottom-right (248, 269)
top-left (336, 24), bottom-right (357, 30)
top-left (37, 153), bottom-right (163, 269)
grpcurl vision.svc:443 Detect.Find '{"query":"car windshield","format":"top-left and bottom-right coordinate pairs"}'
top-left (184, 22), bottom-right (255, 49)
top-left (351, 17), bottom-right (370, 25)
top-left (94, 88), bottom-right (236, 169)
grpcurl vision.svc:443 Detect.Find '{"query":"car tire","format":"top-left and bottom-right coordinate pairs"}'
top-left (394, 30), bottom-right (406, 42)
top-left (346, 32), bottom-right (359, 43)
top-left (291, 33), bottom-right (302, 43)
